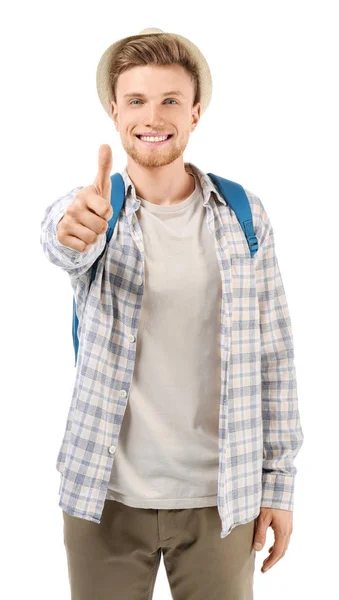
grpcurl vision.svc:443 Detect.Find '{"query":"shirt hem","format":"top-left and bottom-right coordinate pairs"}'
top-left (220, 508), bottom-right (261, 539)
top-left (105, 488), bottom-right (218, 509)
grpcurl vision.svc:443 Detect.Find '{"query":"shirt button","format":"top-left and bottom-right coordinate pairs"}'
top-left (136, 275), bottom-right (143, 286)
top-left (129, 334), bottom-right (135, 342)
top-left (108, 445), bottom-right (116, 454)
top-left (120, 390), bottom-right (127, 398)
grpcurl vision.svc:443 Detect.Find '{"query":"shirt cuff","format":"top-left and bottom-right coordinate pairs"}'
top-left (260, 472), bottom-right (295, 511)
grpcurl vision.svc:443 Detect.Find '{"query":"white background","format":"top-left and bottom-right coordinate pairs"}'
top-left (1, 0), bottom-right (338, 598)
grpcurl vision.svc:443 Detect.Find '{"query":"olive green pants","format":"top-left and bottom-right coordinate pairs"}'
top-left (62, 498), bottom-right (257, 599)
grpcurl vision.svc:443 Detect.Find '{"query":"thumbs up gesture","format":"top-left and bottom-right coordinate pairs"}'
top-left (57, 144), bottom-right (114, 252)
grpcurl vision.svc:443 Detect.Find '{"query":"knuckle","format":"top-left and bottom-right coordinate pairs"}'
top-left (75, 188), bottom-right (86, 201)
top-left (97, 202), bottom-right (109, 219)
top-left (89, 231), bottom-right (98, 244)
top-left (107, 205), bottom-right (113, 218)
top-left (57, 222), bottom-right (67, 242)
top-left (67, 201), bottom-right (78, 217)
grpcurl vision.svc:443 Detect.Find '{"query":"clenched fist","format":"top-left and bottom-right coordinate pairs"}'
top-left (57, 144), bottom-right (114, 252)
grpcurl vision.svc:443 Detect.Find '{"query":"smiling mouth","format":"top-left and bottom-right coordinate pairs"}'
top-left (135, 134), bottom-right (173, 146)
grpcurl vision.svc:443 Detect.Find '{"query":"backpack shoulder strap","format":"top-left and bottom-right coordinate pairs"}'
top-left (72, 172), bottom-right (125, 366)
top-left (106, 172), bottom-right (126, 243)
top-left (207, 173), bottom-right (258, 257)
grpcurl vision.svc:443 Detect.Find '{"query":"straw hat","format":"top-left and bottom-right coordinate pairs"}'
top-left (95, 27), bottom-right (212, 120)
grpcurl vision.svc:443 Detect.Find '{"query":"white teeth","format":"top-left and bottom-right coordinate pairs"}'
top-left (139, 135), bottom-right (169, 142)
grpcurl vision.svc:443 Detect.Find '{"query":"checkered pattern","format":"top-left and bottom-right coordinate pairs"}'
top-left (40, 162), bottom-right (304, 539)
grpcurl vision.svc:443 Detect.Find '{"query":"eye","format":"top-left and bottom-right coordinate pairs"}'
top-left (129, 99), bottom-right (178, 105)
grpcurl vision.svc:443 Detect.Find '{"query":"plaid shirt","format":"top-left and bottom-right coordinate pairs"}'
top-left (40, 162), bottom-right (304, 539)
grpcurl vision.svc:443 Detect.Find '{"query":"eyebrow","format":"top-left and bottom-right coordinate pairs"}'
top-left (123, 90), bottom-right (184, 99)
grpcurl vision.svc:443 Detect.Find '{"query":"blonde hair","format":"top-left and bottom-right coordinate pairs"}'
top-left (109, 33), bottom-right (201, 108)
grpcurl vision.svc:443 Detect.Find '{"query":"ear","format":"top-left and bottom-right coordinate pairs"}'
top-left (191, 102), bottom-right (201, 132)
top-left (111, 100), bottom-right (119, 131)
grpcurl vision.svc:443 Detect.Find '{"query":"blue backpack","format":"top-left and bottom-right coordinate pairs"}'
top-left (72, 172), bottom-right (259, 366)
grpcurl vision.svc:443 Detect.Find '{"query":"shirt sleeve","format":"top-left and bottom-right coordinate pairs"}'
top-left (39, 185), bottom-right (107, 278)
top-left (254, 219), bottom-right (304, 512)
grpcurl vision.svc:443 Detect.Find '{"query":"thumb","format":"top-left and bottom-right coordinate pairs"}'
top-left (94, 143), bottom-right (113, 202)
top-left (253, 521), bottom-right (268, 551)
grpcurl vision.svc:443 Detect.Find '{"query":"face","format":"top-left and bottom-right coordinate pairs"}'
top-left (111, 64), bottom-right (201, 169)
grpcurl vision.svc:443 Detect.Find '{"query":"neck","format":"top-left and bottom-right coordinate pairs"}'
top-left (126, 158), bottom-right (196, 206)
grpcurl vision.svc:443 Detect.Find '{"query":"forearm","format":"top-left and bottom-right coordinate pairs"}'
top-left (256, 230), bottom-right (304, 510)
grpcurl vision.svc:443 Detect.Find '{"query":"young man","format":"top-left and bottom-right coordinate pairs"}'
top-left (40, 27), bottom-right (304, 600)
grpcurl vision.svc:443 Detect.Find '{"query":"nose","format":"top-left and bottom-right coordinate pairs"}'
top-left (142, 103), bottom-right (166, 128)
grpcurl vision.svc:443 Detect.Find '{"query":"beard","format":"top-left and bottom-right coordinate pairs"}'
top-left (121, 133), bottom-right (189, 169)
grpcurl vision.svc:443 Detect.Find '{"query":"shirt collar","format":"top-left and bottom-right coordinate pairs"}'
top-left (119, 162), bottom-right (227, 211)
